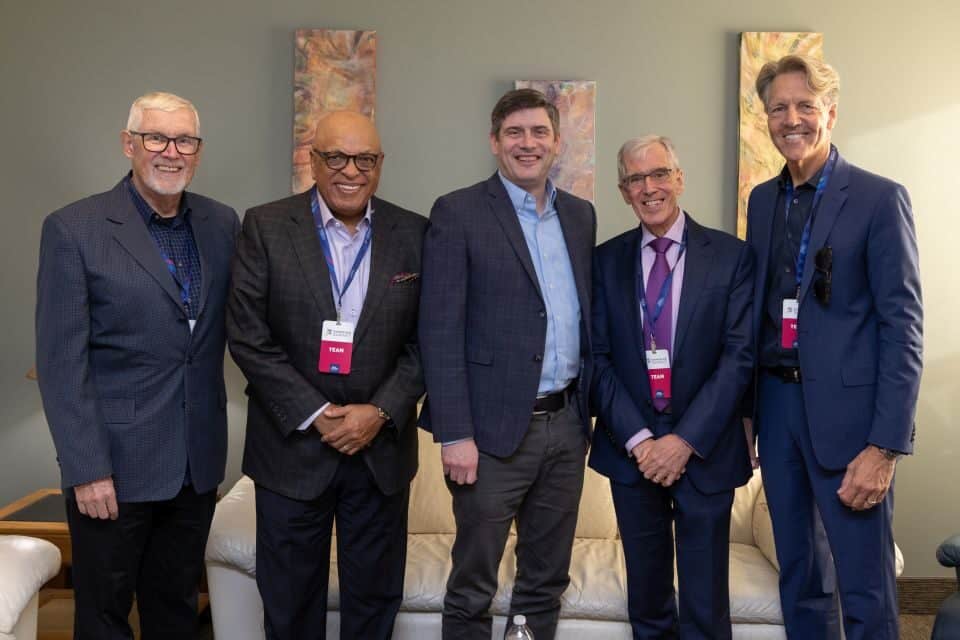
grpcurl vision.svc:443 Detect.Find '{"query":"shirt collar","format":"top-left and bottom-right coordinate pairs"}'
top-left (641, 209), bottom-right (686, 248)
top-left (125, 171), bottom-right (191, 226)
top-left (314, 186), bottom-right (374, 231)
top-left (776, 157), bottom-right (827, 190)
top-left (498, 171), bottom-right (557, 214)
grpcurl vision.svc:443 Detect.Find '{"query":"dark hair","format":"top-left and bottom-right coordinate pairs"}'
top-left (490, 88), bottom-right (560, 138)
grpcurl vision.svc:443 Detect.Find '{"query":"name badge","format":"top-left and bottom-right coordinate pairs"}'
top-left (318, 320), bottom-right (355, 375)
top-left (645, 348), bottom-right (672, 400)
top-left (781, 298), bottom-right (799, 349)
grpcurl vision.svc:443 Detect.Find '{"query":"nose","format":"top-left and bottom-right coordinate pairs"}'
top-left (161, 140), bottom-right (182, 158)
top-left (339, 157), bottom-right (362, 177)
top-left (784, 104), bottom-right (801, 126)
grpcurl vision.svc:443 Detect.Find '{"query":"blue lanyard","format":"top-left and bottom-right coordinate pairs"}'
top-left (636, 226), bottom-right (688, 347)
top-left (785, 147), bottom-right (837, 296)
top-left (310, 189), bottom-right (372, 319)
top-left (158, 248), bottom-right (192, 310)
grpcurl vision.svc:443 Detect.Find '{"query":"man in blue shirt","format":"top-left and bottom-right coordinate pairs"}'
top-left (419, 88), bottom-right (597, 639)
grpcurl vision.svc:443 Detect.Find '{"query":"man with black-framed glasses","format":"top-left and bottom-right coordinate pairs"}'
top-left (36, 91), bottom-right (240, 639)
top-left (744, 55), bottom-right (922, 640)
top-left (228, 110), bottom-right (426, 639)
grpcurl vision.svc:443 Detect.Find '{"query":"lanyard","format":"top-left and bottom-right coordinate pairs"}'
top-left (158, 248), bottom-right (192, 311)
top-left (636, 226), bottom-right (688, 349)
top-left (785, 146), bottom-right (837, 296)
top-left (310, 189), bottom-right (372, 321)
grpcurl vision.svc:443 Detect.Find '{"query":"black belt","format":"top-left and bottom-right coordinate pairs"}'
top-left (764, 366), bottom-right (802, 383)
top-left (532, 385), bottom-right (573, 414)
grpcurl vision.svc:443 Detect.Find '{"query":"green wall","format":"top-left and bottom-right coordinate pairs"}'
top-left (1, 0), bottom-right (957, 576)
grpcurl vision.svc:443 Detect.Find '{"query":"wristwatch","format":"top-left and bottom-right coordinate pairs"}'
top-left (376, 406), bottom-right (391, 423)
top-left (875, 446), bottom-right (902, 461)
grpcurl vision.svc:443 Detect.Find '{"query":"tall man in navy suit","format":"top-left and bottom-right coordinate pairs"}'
top-left (419, 88), bottom-right (596, 639)
top-left (589, 135), bottom-right (754, 639)
top-left (36, 92), bottom-right (239, 639)
top-left (744, 55), bottom-right (922, 640)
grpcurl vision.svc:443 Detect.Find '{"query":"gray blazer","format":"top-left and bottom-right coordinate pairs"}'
top-left (227, 190), bottom-right (427, 501)
top-left (36, 177), bottom-right (240, 502)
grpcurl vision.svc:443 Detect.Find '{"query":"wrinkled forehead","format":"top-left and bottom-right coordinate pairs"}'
top-left (139, 108), bottom-right (199, 135)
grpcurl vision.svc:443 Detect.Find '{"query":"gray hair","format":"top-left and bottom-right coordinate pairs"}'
top-left (126, 91), bottom-right (200, 133)
top-left (617, 135), bottom-right (681, 183)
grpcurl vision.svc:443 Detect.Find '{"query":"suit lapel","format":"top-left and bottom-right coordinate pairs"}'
top-left (799, 155), bottom-right (849, 305)
top-left (287, 190), bottom-right (338, 321)
top-left (556, 192), bottom-right (591, 318)
top-left (486, 176), bottom-right (544, 301)
top-left (618, 230), bottom-right (648, 372)
top-left (188, 204), bottom-right (213, 320)
top-left (673, 215), bottom-right (713, 359)
top-left (354, 198), bottom-right (402, 344)
top-left (751, 182), bottom-right (778, 331)
top-left (107, 182), bottom-right (185, 313)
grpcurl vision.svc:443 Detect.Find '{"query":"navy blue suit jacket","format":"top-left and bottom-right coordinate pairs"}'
top-left (419, 174), bottom-right (596, 456)
top-left (746, 152), bottom-right (922, 469)
top-left (36, 178), bottom-right (240, 502)
top-left (589, 215), bottom-right (754, 494)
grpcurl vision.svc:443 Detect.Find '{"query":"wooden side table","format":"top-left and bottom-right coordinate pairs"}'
top-left (0, 488), bottom-right (70, 585)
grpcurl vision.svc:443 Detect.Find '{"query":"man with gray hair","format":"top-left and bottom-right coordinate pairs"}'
top-left (744, 55), bottom-right (922, 639)
top-left (36, 91), bottom-right (239, 639)
top-left (589, 135), bottom-right (754, 639)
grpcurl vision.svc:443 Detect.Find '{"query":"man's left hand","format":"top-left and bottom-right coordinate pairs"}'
top-left (320, 404), bottom-right (386, 455)
top-left (837, 445), bottom-right (896, 510)
top-left (638, 434), bottom-right (693, 487)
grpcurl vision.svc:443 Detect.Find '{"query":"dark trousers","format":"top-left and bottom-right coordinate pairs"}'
top-left (65, 484), bottom-right (216, 640)
top-left (611, 474), bottom-right (734, 640)
top-left (757, 373), bottom-right (899, 640)
top-left (442, 401), bottom-right (587, 640)
top-left (255, 454), bottom-right (409, 640)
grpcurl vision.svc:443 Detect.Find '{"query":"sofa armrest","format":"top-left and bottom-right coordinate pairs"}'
top-left (205, 476), bottom-right (258, 576)
top-left (0, 535), bottom-right (61, 635)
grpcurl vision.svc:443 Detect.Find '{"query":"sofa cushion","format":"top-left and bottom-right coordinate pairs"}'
top-left (0, 535), bottom-right (61, 634)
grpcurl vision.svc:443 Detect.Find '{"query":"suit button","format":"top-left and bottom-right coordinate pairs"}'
top-left (539, 310), bottom-right (546, 318)
top-left (533, 354), bottom-right (543, 362)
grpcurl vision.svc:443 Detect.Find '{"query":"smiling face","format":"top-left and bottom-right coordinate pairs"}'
top-left (311, 111), bottom-right (382, 223)
top-left (489, 107), bottom-right (560, 194)
top-left (619, 142), bottom-right (684, 237)
top-left (765, 70), bottom-right (837, 182)
top-left (122, 107), bottom-right (200, 204)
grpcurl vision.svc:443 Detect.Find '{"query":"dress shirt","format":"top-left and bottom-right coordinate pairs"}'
top-left (625, 210), bottom-right (687, 454)
top-left (759, 163), bottom-right (825, 368)
top-left (127, 174), bottom-right (202, 329)
top-left (297, 190), bottom-right (374, 431)
top-left (499, 172), bottom-right (581, 395)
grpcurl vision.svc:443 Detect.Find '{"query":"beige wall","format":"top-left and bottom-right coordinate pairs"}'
top-left (1, 0), bottom-right (956, 576)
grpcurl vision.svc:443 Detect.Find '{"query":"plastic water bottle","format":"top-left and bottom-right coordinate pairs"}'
top-left (505, 614), bottom-right (535, 639)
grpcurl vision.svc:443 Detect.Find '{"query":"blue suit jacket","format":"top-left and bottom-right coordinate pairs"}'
top-left (36, 178), bottom-right (240, 502)
top-left (419, 174), bottom-right (596, 456)
top-left (745, 152), bottom-right (923, 469)
top-left (588, 215), bottom-right (754, 494)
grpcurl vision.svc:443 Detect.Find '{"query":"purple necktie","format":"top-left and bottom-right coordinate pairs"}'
top-left (645, 236), bottom-right (673, 412)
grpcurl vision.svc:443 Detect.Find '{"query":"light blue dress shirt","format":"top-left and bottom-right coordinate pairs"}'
top-left (499, 173), bottom-right (581, 395)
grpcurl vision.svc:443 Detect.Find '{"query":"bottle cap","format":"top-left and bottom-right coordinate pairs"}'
top-left (514, 614), bottom-right (527, 626)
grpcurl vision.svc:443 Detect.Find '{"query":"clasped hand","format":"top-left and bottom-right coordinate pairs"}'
top-left (313, 403), bottom-right (385, 455)
top-left (633, 434), bottom-right (692, 488)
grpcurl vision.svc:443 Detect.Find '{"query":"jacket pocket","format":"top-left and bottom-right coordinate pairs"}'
top-left (466, 344), bottom-right (493, 365)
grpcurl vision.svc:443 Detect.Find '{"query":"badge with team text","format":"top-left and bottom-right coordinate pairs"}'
top-left (645, 348), bottom-right (672, 400)
top-left (781, 299), bottom-right (799, 349)
top-left (318, 320), bottom-right (355, 375)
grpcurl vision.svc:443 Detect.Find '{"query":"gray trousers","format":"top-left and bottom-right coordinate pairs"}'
top-left (441, 400), bottom-right (587, 640)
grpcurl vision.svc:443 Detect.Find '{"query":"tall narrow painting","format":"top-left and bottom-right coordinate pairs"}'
top-left (293, 29), bottom-right (377, 194)
top-left (738, 32), bottom-right (823, 238)
top-left (514, 80), bottom-right (596, 203)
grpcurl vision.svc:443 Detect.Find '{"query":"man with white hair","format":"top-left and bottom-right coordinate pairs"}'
top-left (36, 91), bottom-right (239, 639)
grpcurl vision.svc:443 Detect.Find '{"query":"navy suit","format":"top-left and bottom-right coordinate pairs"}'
top-left (589, 214), bottom-right (753, 639)
top-left (420, 174), bottom-right (595, 639)
top-left (746, 152), bottom-right (922, 639)
top-left (36, 176), bottom-right (239, 638)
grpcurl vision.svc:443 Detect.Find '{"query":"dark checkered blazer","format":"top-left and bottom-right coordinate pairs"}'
top-left (36, 177), bottom-right (240, 502)
top-left (418, 174), bottom-right (596, 457)
top-left (228, 190), bottom-right (427, 501)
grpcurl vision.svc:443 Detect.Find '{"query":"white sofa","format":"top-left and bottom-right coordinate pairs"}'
top-left (0, 535), bottom-right (61, 640)
top-left (205, 429), bottom-right (903, 639)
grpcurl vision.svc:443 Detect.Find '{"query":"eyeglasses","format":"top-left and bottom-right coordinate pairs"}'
top-left (814, 246), bottom-right (832, 305)
top-left (621, 168), bottom-right (675, 190)
top-left (311, 149), bottom-right (382, 172)
top-left (128, 131), bottom-right (202, 155)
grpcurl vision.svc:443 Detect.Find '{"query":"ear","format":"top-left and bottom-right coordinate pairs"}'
top-left (121, 130), bottom-right (134, 159)
top-left (489, 132), bottom-right (500, 156)
top-left (675, 168), bottom-right (685, 196)
top-left (826, 102), bottom-right (838, 131)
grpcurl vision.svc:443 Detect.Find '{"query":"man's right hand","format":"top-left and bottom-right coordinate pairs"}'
top-left (442, 439), bottom-right (479, 485)
top-left (74, 476), bottom-right (118, 520)
top-left (312, 404), bottom-right (344, 435)
top-left (743, 417), bottom-right (759, 469)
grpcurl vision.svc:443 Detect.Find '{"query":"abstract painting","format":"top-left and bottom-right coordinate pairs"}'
top-left (514, 80), bottom-right (596, 203)
top-left (292, 29), bottom-right (377, 193)
top-left (738, 32), bottom-right (823, 238)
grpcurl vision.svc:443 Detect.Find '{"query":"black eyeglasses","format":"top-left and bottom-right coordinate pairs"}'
top-left (311, 149), bottom-right (382, 172)
top-left (128, 131), bottom-right (202, 155)
top-left (814, 246), bottom-right (832, 305)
